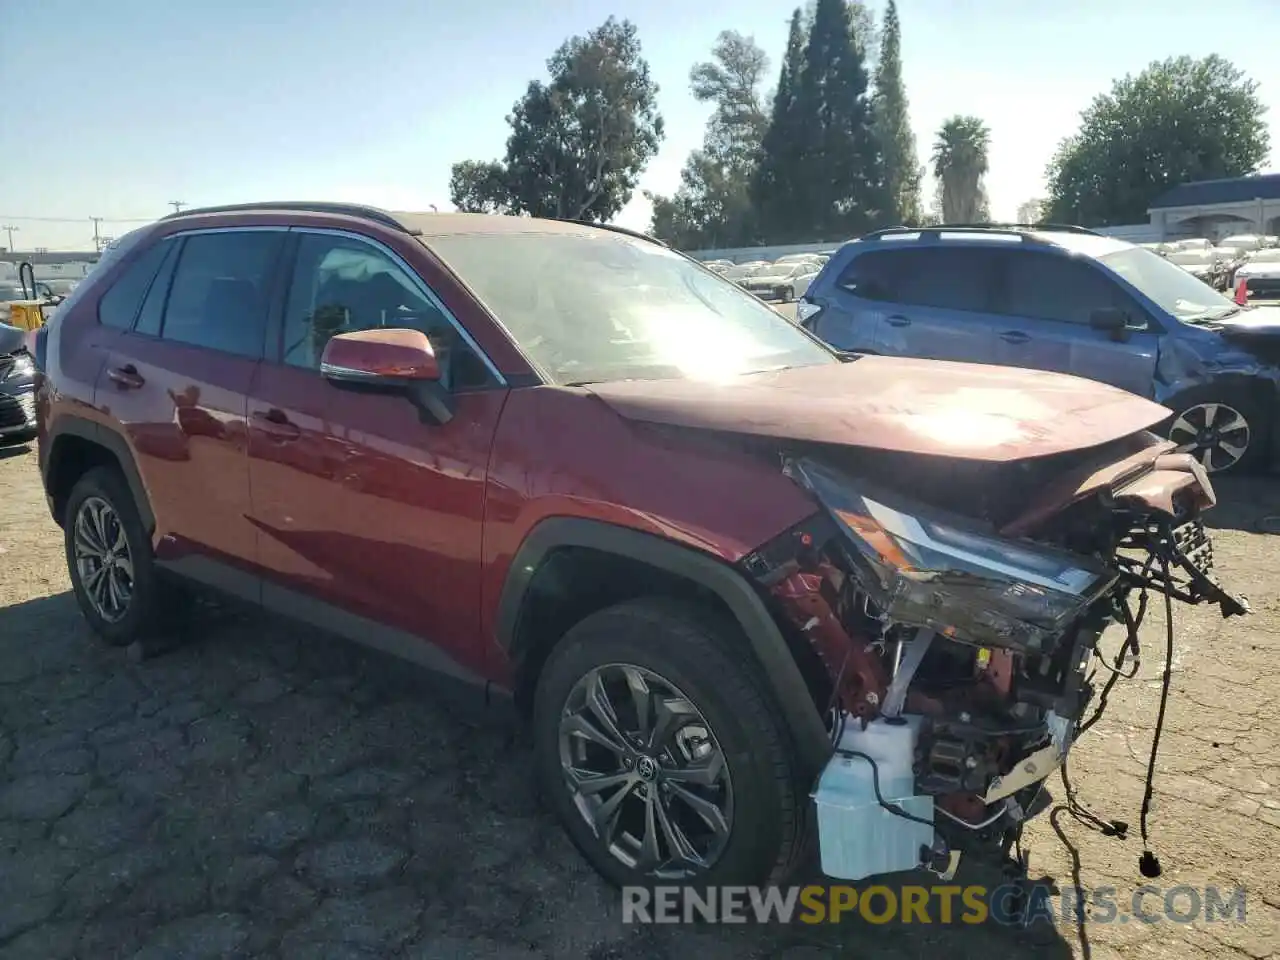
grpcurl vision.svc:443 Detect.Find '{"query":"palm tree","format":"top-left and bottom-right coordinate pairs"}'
top-left (932, 116), bottom-right (991, 223)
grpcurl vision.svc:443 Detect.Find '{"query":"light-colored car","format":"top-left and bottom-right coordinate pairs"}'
top-left (1165, 249), bottom-right (1230, 290)
top-left (736, 261), bottom-right (820, 302)
top-left (1218, 234), bottom-right (1266, 255)
top-left (774, 253), bottom-right (826, 266)
top-left (1172, 238), bottom-right (1213, 251)
top-left (722, 262), bottom-right (769, 281)
top-left (1235, 247), bottom-right (1280, 300)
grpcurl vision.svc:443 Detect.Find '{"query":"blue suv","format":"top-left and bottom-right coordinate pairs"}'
top-left (798, 224), bottom-right (1280, 474)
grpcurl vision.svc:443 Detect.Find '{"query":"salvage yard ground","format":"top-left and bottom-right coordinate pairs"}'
top-left (0, 441), bottom-right (1277, 960)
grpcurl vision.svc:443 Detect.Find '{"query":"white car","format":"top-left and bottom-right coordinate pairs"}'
top-left (735, 261), bottom-right (820, 302)
top-left (722, 262), bottom-right (769, 282)
top-left (1171, 238), bottom-right (1213, 251)
top-left (1217, 234), bottom-right (1266, 255)
top-left (1235, 248), bottom-right (1280, 300)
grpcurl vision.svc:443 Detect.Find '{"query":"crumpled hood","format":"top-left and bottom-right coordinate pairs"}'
top-left (585, 356), bottom-right (1172, 462)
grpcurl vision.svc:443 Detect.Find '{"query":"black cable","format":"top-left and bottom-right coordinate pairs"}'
top-left (1137, 560), bottom-right (1175, 879)
top-left (834, 748), bottom-right (936, 828)
top-left (1078, 590), bottom-right (1147, 737)
top-left (1058, 756), bottom-right (1127, 839)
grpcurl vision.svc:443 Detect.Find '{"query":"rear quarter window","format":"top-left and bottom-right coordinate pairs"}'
top-left (97, 241), bottom-right (172, 330)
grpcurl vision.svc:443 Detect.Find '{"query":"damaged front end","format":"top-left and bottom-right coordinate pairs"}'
top-left (740, 437), bottom-right (1249, 884)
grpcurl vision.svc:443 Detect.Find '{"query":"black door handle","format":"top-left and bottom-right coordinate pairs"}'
top-left (107, 364), bottom-right (145, 389)
top-left (252, 409), bottom-right (301, 441)
top-left (885, 315), bottom-right (911, 327)
top-left (1000, 330), bottom-right (1030, 344)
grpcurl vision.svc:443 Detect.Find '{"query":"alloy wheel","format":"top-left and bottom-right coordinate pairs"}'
top-left (73, 496), bottom-right (134, 623)
top-left (558, 663), bottom-right (734, 879)
top-left (1169, 402), bottom-right (1251, 474)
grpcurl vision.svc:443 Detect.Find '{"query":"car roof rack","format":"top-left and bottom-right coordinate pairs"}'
top-left (558, 219), bottom-right (668, 246)
top-left (858, 221), bottom-right (1102, 244)
top-left (160, 202), bottom-right (420, 235)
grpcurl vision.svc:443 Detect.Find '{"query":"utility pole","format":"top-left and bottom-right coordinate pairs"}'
top-left (1, 224), bottom-right (17, 251)
top-left (170, 201), bottom-right (185, 213)
top-left (90, 217), bottom-right (104, 252)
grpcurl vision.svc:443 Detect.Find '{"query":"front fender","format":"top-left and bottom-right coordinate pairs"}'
top-left (497, 516), bottom-right (831, 778)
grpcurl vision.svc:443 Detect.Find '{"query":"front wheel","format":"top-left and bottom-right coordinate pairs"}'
top-left (533, 598), bottom-right (807, 889)
top-left (1164, 385), bottom-right (1269, 475)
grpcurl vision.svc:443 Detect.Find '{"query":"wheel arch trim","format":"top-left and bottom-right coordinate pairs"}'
top-left (496, 516), bottom-right (830, 775)
top-left (42, 416), bottom-right (155, 533)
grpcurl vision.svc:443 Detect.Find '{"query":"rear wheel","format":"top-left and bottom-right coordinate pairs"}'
top-left (1164, 384), bottom-right (1269, 475)
top-left (64, 466), bottom-right (183, 646)
top-left (533, 598), bottom-right (806, 888)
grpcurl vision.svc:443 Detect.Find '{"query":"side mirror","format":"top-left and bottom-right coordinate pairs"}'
top-left (1089, 307), bottom-right (1129, 341)
top-left (320, 328), bottom-right (454, 424)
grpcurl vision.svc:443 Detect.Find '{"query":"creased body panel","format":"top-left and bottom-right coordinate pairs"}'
top-left (587, 357), bottom-right (1172, 462)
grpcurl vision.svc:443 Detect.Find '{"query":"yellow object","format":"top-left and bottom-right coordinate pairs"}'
top-left (5, 302), bottom-right (46, 332)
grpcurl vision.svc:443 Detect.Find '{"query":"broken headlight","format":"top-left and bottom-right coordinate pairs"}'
top-left (784, 457), bottom-right (1117, 653)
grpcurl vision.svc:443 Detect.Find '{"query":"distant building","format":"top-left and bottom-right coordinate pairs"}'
top-left (1147, 173), bottom-right (1280, 241)
top-left (0, 250), bottom-right (99, 280)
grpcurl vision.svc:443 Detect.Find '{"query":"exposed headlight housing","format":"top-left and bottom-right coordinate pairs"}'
top-left (784, 457), bottom-right (1117, 653)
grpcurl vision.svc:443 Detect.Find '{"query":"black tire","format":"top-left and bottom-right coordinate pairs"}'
top-left (1162, 383), bottom-right (1271, 475)
top-left (533, 597), bottom-right (807, 889)
top-left (63, 465), bottom-right (180, 646)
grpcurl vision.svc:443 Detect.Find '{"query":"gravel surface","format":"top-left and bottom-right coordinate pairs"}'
top-left (0, 440), bottom-right (1277, 959)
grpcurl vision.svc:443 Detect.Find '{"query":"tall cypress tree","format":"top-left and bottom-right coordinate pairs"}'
top-left (872, 0), bottom-right (921, 225)
top-left (794, 0), bottom-right (887, 238)
top-left (753, 8), bottom-right (810, 242)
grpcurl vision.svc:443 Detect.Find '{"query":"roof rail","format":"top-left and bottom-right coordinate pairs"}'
top-left (942, 221), bottom-right (1102, 236)
top-left (858, 222), bottom-right (1102, 244)
top-left (559, 218), bottom-right (668, 247)
top-left (161, 202), bottom-right (420, 235)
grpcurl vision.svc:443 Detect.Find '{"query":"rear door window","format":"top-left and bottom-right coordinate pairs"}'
top-left (133, 240), bottom-right (181, 337)
top-left (159, 231), bottom-right (284, 358)
top-left (97, 241), bottom-right (173, 330)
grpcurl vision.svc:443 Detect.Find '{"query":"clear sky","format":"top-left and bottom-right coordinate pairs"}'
top-left (1, 0), bottom-right (1276, 252)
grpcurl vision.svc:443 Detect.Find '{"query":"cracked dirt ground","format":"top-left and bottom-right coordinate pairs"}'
top-left (0, 441), bottom-right (1277, 960)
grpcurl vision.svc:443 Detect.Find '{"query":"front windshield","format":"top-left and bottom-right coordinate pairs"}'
top-left (428, 231), bottom-right (836, 384)
top-left (1100, 247), bottom-right (1237, 321)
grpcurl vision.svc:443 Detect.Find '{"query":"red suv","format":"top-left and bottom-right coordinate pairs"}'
top-left (35, 203), bottom-right (1245, 891)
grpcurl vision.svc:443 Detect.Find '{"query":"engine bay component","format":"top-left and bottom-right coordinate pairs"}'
top-left (747, 444), bottom-right (1250, 886)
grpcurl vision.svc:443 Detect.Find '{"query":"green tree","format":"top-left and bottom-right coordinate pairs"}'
top-left (932, 115), bottom-right (991, 223)
top-left (795, 0), bottom-right (887, 238)
top-left (1016, 198), bottom-right (1046, 223)
top-left (1044, 55), bottom-right (1270, 227)
top-left (648, 31), bottom-right (770, 247)
top-left (448, 18), bottom-right (663, 222)
top-left (753, 8), bottom-right (811, 242)
top-left (847, 0), bottom-right (878, 64)
top-left (872, 0), bottom-right (921, 225)
top-left (448, 161), bottom-right (513, 214)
